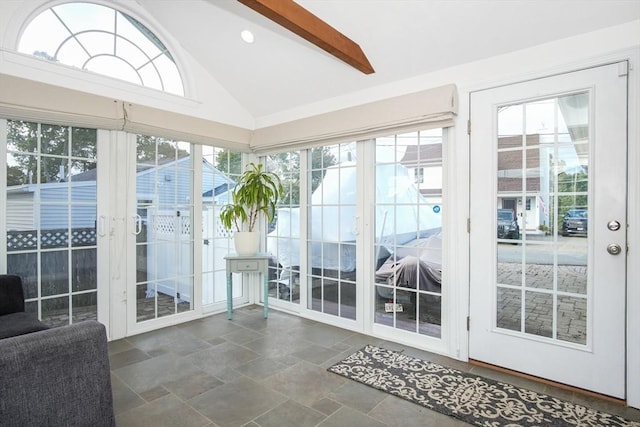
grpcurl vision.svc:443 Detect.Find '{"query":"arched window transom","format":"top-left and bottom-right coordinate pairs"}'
top-left (19, 2), bottom-right (184, 96)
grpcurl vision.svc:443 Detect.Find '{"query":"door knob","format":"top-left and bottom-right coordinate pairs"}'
top-left (607, 220), bottom-right (621, 231)
top-left (607, 243), bottom-right (622, 255)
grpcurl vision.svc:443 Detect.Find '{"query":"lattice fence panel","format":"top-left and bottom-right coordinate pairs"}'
top-left (7, 228), bottom-right (97, 251)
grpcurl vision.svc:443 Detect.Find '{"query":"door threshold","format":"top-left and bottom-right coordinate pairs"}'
top-left (469, 359), bottom-right (626, 406)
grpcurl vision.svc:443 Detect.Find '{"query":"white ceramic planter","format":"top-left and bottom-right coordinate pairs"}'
top-left (234, 231), bottom-right (260, 256)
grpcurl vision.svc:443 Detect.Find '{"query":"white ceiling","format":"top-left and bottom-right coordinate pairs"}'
top-left (134, 0), bottom-right (639, 121)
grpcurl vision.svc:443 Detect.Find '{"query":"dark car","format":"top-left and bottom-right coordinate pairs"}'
top-left (497, 209), bottom-right (520, 240)
top-left (562, 209), bottom-right (588, 236)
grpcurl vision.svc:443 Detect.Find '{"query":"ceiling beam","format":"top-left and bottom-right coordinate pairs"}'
top-left (237, 0), bottom-right (375, 74)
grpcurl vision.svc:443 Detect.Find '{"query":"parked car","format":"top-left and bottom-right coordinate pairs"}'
top-left (497, 209), bottom-right (520, 240)
top-left (562, 209), bottom-right (588, 236)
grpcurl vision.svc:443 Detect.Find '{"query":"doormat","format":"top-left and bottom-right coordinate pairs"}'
top-left (327, 345), bottom-right (638, 427)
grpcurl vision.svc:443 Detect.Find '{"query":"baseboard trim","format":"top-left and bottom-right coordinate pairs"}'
top-left (468, 359), bottom-right (626, 406)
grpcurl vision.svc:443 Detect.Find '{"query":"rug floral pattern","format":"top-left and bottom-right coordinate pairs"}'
top-left (328, 345), bottom-right (639, 427)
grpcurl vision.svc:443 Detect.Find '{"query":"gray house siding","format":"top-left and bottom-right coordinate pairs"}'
top-left (6, 192), bottom-right (35, 230)
top-left (6, 158), bottom-right (233, 231)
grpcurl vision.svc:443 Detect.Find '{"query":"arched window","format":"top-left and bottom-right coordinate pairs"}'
top-left (18, 2), bottom-right (184, 95)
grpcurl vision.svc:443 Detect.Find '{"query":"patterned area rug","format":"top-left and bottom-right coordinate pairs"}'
top-left (328, 345), bottom-right (639, 427)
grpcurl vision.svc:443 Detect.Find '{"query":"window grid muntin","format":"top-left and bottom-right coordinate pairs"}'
top-left (307, 143), bottom-right (355, 319)
top-left (5, 120), bottom-right (98, 327)
top-left (201, 148), bottom-right (243, 306)
top-left (265, 152), bottom-right (302, 304)
top-left (495, 94), bottom-right (590, 346)
top-left (19, 2), bottom-right (183, 95)
top-left (374, 129), bottom-right (443, 337)
top-left (135, 135), bottom-right (194, 322)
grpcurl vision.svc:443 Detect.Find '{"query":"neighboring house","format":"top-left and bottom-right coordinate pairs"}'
top-left (400, 143), bottom-right (443, 202)
top-left (496, 134), bottom-right (543, 234)
top-left (6, 157), bottom-right (235, 304)
top-left (5, 157), bottom-right (234, 231)
top-left (6, 181), bottom-right (97, 231)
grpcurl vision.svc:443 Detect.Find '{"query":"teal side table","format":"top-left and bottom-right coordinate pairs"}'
top-left (224, 253), bottom-right (270, 320)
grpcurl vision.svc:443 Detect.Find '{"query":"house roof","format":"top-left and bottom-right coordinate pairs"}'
top-left (7, 157), bottom-right (235, 198)
top-left (400, 144), bottom-right (442, 166)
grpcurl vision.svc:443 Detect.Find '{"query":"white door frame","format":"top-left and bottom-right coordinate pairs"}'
top-left (460, 53), bottom-right (640, 407)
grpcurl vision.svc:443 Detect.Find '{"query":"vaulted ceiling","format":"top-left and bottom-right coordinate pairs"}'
top-left (133, 0), bottom-right (639, 122)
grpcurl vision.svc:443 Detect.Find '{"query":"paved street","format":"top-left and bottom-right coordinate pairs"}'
top-left (498, 234), bottom-right (587, 265)
top-left (496, 235), bottom-right (588, 345)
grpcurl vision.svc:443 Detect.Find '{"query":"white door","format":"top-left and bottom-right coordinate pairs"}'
top-left (127, 135), bottom-right (195, 331)
top-left (469, 62), bottom-right (628, 398)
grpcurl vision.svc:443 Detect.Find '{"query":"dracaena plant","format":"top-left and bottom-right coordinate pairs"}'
top-left (219, 162), bottom-right (283, 232)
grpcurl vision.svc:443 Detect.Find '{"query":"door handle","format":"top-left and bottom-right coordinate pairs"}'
top-left (607, 243), bottom-right (622, 255)
top-left (351, 216), bottom-right (360, 236)
top-left (134, 214), bottom-right (142, 235)
top-left (98, 216), bottom-right (106, 237)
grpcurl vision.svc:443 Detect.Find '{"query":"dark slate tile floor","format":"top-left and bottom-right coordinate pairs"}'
top-left (109, 305), bottom-right (640, 427)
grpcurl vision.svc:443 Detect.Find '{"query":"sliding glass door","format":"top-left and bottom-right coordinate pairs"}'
top-left (307, 143), bottom-right (358, 320)
top-left (201, 148), bottom-right (246, 312)
top-left (3, 120), bottom-right (102, 327)
top-left (133, 135), bottom-right (194, 324)
top-left (373, 130), bottom-right (443, 338)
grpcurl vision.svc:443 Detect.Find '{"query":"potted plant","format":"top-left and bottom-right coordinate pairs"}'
top-left (219, 162), bottom-right (283, 255)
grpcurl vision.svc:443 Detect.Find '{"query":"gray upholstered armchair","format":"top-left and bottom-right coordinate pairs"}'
top-left (0, 274), bottom-right (49, 339)
top-left (0, 275), bottom-right (115, 426)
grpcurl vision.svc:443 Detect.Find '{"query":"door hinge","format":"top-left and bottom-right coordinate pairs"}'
top-left (618, 61), bottom-right (629, 77)
top-left (467, 218), bottom-right (471, 233)
top-left (467, 120), bottom-right (471, 135)
top-left (466, 316), bottom-right (470, 331)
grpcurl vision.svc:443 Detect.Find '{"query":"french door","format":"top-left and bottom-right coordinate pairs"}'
top-left (128, 135), bottom-right (195, 330)
top-left (306, 143), bottom-right (359, 321)
top-left (2, 120), bottom-right (106, 328)
top-left (469, 62), bottom-right (628, 398)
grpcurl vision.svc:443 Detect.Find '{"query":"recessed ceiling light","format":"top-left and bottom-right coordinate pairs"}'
top-left (240, 30), bottom-right (254, 44)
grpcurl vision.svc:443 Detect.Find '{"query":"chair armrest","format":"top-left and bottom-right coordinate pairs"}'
top-left (0, 275), bottom-right (25, 315)
top-left (0, 321), bottom-right (115, 426)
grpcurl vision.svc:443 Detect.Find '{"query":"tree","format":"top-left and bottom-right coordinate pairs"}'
top-left (214, 150), bottom-right (243, 176)
top-left (309, 147), bottom-right (336, 197)
top-left (213, 147), bottom-right (336, 206)
top-left (265, 147), bottom-right (336, 206)
top-left (6, 121), bottom-right (97, 186)
top-left (136, 135), bottom-right (189, 163)
top-left (6, 166), bottom-right (27, 186)
top-left (555, 169), bottom-right (588, 230)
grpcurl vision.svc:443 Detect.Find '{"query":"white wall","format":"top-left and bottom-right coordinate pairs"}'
top-left (255, 21), bottom-right (640, 126)
top-left (0, 0), bottom-right (256, 129)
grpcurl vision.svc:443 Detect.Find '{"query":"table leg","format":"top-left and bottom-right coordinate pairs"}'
top-left (227, 273), bottom-right (233, 320)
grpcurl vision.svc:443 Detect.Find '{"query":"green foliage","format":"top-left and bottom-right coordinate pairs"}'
top-left (309, 146), bottom-right (336, 194)
top-left (6, 121), bottom-right (97, 186)
top-left (555, 170), bottom-right (588, 231)
top-left (215, 150), bottom-right (242, 175)
top-left (136, 135), bottom-right (189, 162)
top-left (264, 147), bottom-right (336, 206)
top-left (219, 162), bottom-right (284, 232)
